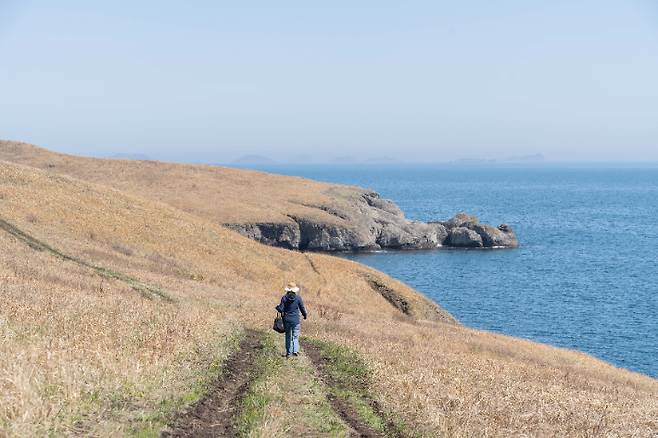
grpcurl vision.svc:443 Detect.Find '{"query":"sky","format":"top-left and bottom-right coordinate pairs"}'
top-left (1, 0), bottom-right (658, 163)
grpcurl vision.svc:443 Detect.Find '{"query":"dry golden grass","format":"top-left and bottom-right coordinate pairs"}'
top-left (0, 153), bottom-right (656, 436)
top-left (0, 236), bottom-right (239, 437)
top-left (303, 318), bottom-right (658, 437)
top-left (0, 140), bottom-right (364, 227)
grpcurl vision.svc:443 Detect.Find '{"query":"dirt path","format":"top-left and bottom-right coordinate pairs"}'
top-left (303, 340), bottom-right (395, 438)
top-left (162, 329), bottom-right (263, 437)
top-left (162, 331), bottom-right (402, 437)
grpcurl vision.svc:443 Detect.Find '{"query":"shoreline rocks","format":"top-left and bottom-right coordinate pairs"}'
top-left (225, 193), bottom-right (518, 252)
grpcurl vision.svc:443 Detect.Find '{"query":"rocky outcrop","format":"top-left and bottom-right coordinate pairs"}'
top-left (225, 192), bottom-right (518, 252)
top-left (471, 223), bottom-right (518, 248)
top-left (438, 213), bottom-right (519, 248)
top-left (445, 227), bottom-right (483, 247)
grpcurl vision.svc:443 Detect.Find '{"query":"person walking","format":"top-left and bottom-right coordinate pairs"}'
top-left (275, 282), bottom-right (307, 357)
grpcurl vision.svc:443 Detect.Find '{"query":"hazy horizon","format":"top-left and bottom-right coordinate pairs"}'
top-left (2, 1), bottom-right (658, 163)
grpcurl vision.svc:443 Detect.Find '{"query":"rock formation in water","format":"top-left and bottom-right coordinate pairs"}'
top-left (225, 192), bottom-right (518, 251)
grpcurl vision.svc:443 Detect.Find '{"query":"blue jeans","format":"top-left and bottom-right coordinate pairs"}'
top-left (284, 322), bottom-right (300, 355)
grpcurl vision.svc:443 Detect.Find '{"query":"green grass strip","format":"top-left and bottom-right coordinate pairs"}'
top-left (305, 338), bottom-right (410, 437)
top-left (0, 217), bottom-right (172, 301)
top-left (235, 333), bottom-right (282, 437)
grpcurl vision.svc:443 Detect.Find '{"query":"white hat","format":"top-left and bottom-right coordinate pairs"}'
top-left (284, 282), bottom-right (300, 293)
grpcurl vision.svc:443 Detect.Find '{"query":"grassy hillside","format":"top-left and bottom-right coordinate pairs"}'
top-left (1, 152), bottom-right (657, 436)
top-left (0, 140), bottom-right (364, 226)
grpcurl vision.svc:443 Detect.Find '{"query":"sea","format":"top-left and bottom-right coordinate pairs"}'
top-left (246, 164), bottom-right (658, 378)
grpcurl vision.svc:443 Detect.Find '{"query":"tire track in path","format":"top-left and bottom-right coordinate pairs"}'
top-left (162, 329), bottom-right (263, 437)
top-left (303, 340), bottom-right (404, 438)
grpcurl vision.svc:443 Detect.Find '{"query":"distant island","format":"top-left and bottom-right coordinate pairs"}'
top-left (448, 153), bottom-right (545, 165)
top-left (506, 153), bottom-right (545, 162)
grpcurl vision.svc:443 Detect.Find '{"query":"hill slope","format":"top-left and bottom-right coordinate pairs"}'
top-left (0, 153), bottom-right (656, 436)
top-left (0, 140), bottom-right (518, 250)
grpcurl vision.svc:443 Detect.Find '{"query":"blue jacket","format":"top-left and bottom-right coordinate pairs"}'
top-left (276, 293), bottom-right (307, 325)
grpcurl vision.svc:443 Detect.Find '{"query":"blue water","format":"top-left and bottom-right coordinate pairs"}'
top-left (249, 164), bottom-right (658, 378)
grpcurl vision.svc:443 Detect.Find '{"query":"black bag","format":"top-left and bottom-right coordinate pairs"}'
top-left (273, 313), bottom-right (285, 333)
